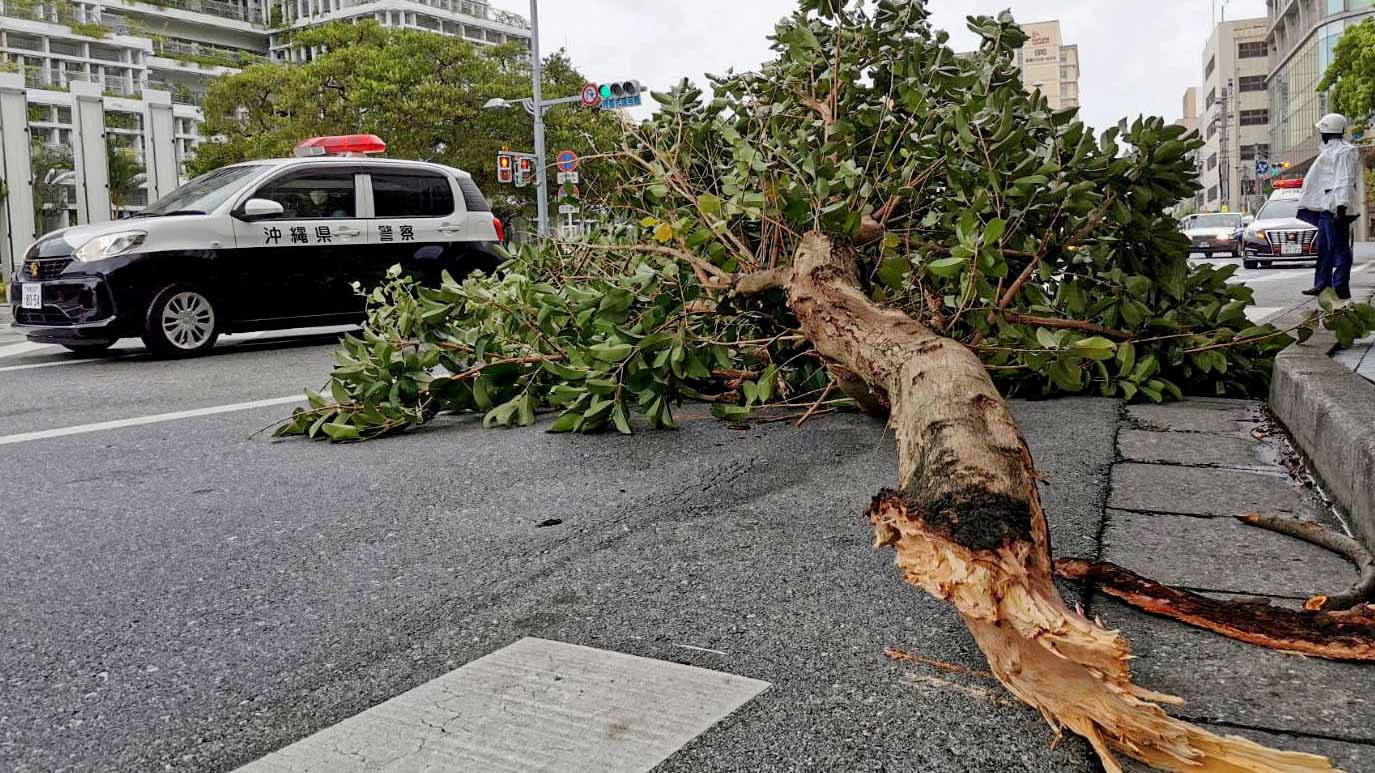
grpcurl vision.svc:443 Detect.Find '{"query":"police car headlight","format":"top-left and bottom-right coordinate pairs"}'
top-left (73, 231), bottom-right (146, 262)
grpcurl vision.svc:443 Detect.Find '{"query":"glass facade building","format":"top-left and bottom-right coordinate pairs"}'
top-left (1266, 0), bottom-right (1375, 167)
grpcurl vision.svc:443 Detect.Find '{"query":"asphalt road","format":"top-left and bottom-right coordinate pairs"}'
top-left (1, 245), bottom-right (1371, 772)
top-left (1188, 242), bottom-right (1375, 322)
top-left (0, 320), bottom-right (1124, 772)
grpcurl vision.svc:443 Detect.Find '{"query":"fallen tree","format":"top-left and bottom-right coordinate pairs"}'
top-left (276, 1), bottom-right (1375, 769)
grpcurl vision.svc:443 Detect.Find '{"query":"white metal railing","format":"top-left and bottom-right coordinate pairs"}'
top-left (346, 0), bottom-right (527, 29)
top-left (147, 79), bottom-right (205, 104)
top-left (152, 37), bottom-right (267, 67)
top-left (24, 67), bottom-right (142, 96)
top-left (126, 0), bottom-right (263, 25)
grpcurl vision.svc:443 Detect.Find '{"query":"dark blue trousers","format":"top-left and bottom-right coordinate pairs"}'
top-left (1299, 208), bottom-right (1354, 299)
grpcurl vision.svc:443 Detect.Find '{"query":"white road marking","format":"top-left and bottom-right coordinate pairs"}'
top-left (234, 638), bottom-right (770, 773)
top-left (0, 395), bottom-right (304, 446)
top-left (0, 358), bottom-right (104, 374)
top-left (0, 341), bottom-right (51, 359)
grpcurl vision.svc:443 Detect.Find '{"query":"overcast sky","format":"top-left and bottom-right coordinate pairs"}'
top-left (488, 0), bottom-right (1269, 133)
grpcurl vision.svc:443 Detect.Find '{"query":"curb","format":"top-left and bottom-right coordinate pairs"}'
top-left (1270, 328), bottom-right (1375, 548)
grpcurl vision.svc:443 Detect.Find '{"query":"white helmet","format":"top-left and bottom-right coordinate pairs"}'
top-left (1316, 113), bottom-right (1350, 134)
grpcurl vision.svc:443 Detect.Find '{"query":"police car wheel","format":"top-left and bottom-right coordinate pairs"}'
top-left (142, 285), bottom-right (219, 356)
top-left (1243, 259), bottom-right (1259, 269)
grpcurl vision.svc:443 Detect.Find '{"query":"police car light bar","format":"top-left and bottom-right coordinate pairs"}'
top-left (1272, 177), bottom-right (1304, 189)
top-left (294, 134), bottom-right (388, 158)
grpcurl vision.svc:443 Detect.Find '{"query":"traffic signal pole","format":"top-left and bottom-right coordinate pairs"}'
top-left (529, 0), bottom-right (549, 238)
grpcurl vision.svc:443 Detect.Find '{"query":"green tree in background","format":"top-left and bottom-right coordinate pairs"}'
top-left (31, 143), bottom-right (73, 234)
top-left (1318, 17), bottom-right (1375, 128)
top-left (106, 142), bottom-right (146, 216)
top-left (189, 22), bottom-right (624, 217)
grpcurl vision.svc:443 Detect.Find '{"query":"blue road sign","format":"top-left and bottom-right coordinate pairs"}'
top-left (556, 150), bottom-right (579, 173)
top-left (1255, 159), bottom-right (1270, 177)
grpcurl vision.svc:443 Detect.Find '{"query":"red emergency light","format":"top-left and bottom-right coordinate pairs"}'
top-left (1273, 177), bottom-right (1304, 189)
top-left (293, 134), bottom-right (387, 158)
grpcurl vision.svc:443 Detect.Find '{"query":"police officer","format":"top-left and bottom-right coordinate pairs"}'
top-left (1298, 113), bottom-right (1362, 300)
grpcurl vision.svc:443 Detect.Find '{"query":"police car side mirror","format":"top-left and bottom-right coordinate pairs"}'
top-left (237, 198), bottom-right (285, 221)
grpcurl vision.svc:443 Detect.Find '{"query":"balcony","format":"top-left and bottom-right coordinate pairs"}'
top-left (23, 66), bottom-right (141, 96)
top-left (347, 0), bottom-right (528, 30)
top-left (146, 79), bottom-right (206, 105)
top-left (152, 38), bottom-right (267, 68)
top-left (120, 0), bottom-right (264, 26)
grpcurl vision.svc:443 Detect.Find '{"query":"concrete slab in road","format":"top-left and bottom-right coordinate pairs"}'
top-left (1117, 428), bottom-right (1269, 469)
top-left (235, 638), bottom-right (770, 773)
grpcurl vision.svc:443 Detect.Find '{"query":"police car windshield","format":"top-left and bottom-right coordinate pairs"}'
top-left (140, 165), bottom-right (267, 217)
top-left (1190, 214), bottom-right (1243, 228)
top-left (1258, 199), bottom-right (1301, 221)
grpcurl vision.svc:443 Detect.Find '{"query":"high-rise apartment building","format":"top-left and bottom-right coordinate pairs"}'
top-left (1266, 0), bottom-right (1375, 172)
top-left (1177, 86), bottom-right (1200, 134)
top-left (0, 0), bottom-right (529, 223)
top-left (959, 20), bottom-right (1080, 111)
top-left (1013, 20), bottom-right (1079, 111)
top-left (1198, 17), bottom-right (1270, 214)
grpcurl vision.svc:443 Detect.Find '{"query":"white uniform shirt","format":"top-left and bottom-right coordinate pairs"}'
top-left (1297, 138), bottom-right (1362, 215)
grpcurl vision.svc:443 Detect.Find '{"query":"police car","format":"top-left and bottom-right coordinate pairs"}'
top-left (6, 134), bottom-right (503, 356)
top-left (1235, 179), bottom-right (1319, 269)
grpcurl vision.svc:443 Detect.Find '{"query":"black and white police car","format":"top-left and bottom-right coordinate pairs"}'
top-left (6, 134), bottom-right (504, 356)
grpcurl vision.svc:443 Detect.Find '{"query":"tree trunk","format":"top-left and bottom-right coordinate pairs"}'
top-left (783, 232), bottom-right (1337, 773)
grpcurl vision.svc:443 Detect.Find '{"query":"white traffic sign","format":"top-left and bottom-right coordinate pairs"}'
top-left (557, 171), bottom-right (580, 185)
top-left (559, 204), bottom-right (580, 214)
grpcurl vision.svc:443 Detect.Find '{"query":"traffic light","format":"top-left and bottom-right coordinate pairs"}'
top-left (497, 151), bottom-right (514, 184)
top-left (515, 156), bottom-right (533, 188)
top-left (596, 80), bottom-right (642, 110)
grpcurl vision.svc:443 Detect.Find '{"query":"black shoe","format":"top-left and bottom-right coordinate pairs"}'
top-left (1301, 287), bottom-right (1324, 296)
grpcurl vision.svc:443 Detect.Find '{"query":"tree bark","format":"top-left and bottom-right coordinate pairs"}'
top-left (783, 231), bottom-right (1337, 773)
top-left (1056, 558), bottom-right (1375, 661)
top-left (1239, 514), bottom-right (1375, 611)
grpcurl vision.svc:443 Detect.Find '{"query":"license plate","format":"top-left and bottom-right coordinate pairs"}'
top-left (1281, 244), bottom-right (1302, 256)
top-left (20, 282), bottom-right (42, 309)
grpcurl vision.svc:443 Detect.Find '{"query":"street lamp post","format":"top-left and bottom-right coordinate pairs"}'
top-left (528, 0), bottom-right (548, 239)
top-left (482, 0), bottom-right (584, 239)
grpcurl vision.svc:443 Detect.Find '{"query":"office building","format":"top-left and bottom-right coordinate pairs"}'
top-left (959, 20), bottom-right (1080, 111)
top-left (1014, 20), bottom-right (1080, 111)
top-left (1266, 0), bottom-right (1375, 172)
top-left (1199, 17), bottom-right (1270, 214)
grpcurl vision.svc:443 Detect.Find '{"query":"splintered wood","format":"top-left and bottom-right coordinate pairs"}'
top-left (777, 232), bottom-right (1340, 773)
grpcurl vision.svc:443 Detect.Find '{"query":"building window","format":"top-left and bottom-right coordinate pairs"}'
top-left (1205, 55), bottom-right (1216, 79)
top-left (1207, 186), bottom-right (1218, 202)
top-left (1238, 74), bottom-right (1266, 92)
top-left (1205, 88), bottom-right (1216, 108)
top-left (1207, 153), bottom-right (1219, 170)
top-left (1238, 41), bottom-right (1268, 59)
top-left (1240, 145), bottom-right (1256, 161)
top-left (1240, 108), bottom-right (1269, 126)
top-left (1207, 121), bottom-right (1217, 140)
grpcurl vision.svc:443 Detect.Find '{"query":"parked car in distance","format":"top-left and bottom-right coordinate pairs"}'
top-left (1181, 212), bottom-right (1245, 258)
top-left (1236, 187), bottom-right (1318, 270)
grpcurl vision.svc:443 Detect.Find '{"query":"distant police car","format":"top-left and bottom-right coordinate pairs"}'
top-left (1236, 178), bottom-right (1318, 270)
top-left (6, 134), bottom-right (503, 356)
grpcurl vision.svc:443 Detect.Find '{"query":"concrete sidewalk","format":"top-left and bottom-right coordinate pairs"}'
top-left (1098, 398), bottom-right (1374, 772)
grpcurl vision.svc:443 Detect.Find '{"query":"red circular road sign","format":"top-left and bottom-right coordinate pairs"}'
top-left (580, 83), bottom-right (601, 107)
top-left (556, 150), bottom-right (580, 173)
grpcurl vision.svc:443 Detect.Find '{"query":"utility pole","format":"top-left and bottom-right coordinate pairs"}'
top-left (1218, 78), bottom-right (1233, 210)
top-left (528, 0), bottom-right (549, 238)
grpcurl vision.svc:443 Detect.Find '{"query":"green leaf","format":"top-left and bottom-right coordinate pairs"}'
top-left (926, 257), bottom-right (966, 278)
top-left (321, 422), bottom-right (361, 442)
top-left (1036, 328), bottom-right (1061, 350)
top-left (611, 402), bottom-right (632, 435)
top-left (1071, 336), bottom-right (1117, 361)
top-left (1115, 341), bottom-right (1137, 374)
